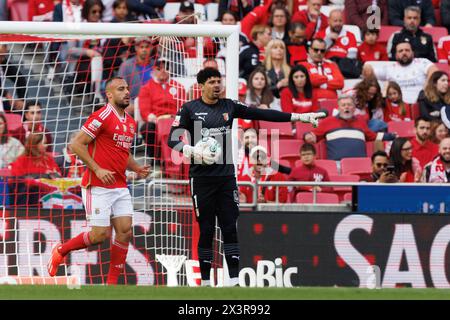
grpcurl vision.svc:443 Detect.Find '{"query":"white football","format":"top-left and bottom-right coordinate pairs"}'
top-left (194, 137), bottom-right (222, 165)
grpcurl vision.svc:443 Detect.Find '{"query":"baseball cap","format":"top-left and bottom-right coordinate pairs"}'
top-left (180, 1), bottom-right (194, 13)
top-left (238, 79), bottom-right (247, 96)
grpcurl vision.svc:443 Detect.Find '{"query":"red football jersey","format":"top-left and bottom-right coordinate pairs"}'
top-left (81, 104), bottom-right (136, 189)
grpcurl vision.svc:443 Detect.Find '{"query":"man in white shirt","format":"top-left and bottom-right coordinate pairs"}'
top-left (362, 41), bottom-right (438, 103)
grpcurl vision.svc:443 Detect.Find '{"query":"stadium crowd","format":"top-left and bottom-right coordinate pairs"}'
top-left (1, 0), bottom-right (450, 207)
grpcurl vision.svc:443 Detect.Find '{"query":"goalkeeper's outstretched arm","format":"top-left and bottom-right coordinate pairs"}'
top-left (232, 101), bottom-right (326, 127)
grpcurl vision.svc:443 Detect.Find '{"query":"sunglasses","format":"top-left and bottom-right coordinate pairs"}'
top-left (312, 48), bottom-right (326, 53)
top-left (375, 163), bottom-right (388, 168)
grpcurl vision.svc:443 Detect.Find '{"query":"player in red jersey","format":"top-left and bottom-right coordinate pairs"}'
top-left (47, 77), bottom-right (151, 284)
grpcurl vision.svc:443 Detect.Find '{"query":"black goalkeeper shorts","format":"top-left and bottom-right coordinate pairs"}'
top-left (189, 175), bottom-right (240, 227)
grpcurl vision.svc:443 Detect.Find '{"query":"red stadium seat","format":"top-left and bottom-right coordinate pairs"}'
top-left (295, 122), bottom-right (314, 140)
top-left (295, 192), bottom-right (340, 204)
top-left (410, 103), bottom-right (420, 120)
top-left (316, 140), bottom-right (327, 159)
top-left (329, 174), bottom-right (360, 200)
top-left (387, 120), bottom-right (415, 138)
top-left (318, 99), bottom-right (338, 115)
top-left (277, 139), bottom-right (303, 167)
top-left (423, 26), bottom-right (448, 44)
top-left (378, 26), bottom-right (402, 45)
top-left (7, 0), bottom-right (28, 21)
top-left (342, 192), bottom-right (353, 202)
top-left (366, 141), bottom-right (374, 157)
top-left (4, 113), bottom-right (22, 132)
top-left (340, 157), bottom-right (372, 180)
top-left (315, 159), bottom-right (339, 175)
top-left (436, 62), bottom-right (450, 74)
top-left (0, 168), bottom-right (11, 177)
top-left (258, 121), bottom-right (294, 138)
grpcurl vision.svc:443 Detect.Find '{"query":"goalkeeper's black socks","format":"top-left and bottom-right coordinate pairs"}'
top-left (224, 243), bottom-right (240, 278)
top-left (198, 247), bottom-right (213, 283)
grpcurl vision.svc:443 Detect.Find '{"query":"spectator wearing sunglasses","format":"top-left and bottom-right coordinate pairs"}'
top-left (299, 38), bottom-right (344, 99)
top-left (367, 150), bottom-right (398, 183)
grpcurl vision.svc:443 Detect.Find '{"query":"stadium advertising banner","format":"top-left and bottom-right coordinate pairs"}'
top-left (238, 212), bottom-right (450, 288)
top-left (356, 185), bottom-right (450, 213)
top-left (0, 208), bottom-right (193, 286)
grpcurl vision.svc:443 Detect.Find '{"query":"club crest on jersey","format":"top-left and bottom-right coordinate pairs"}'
top-left (88, 119), bottom-right (102, 132)
top-left (223, 113), bottom-right (229, 121)
top-left (129, 124), bottom-right (135, 134)
top-left (169, 87), bottom-right (177, 96)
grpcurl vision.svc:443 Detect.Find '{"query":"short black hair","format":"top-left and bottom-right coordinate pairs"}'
top-left (415, 116), bottom-right (431, 127)
top-left (371, 150), bottom-right (388, 163)
top-left (105, 76), bottom-right (125, 90)
top-left (113, 0), bottom-right (126, 9)
top-left (300, 143), bottom-right (316, 155)
top-left (197, 68), bottom-right (221, 84)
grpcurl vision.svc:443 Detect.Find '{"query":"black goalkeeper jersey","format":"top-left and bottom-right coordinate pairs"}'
top-left (168, 98), bottom-right (292, 177)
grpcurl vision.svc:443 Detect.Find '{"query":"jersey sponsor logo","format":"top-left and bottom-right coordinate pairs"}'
top-left (88, 119), bottom-right (102, 132)
top-left (113, 133), bottom-right (133, 149)
top-left (223, 113), bottom-right (229, 121)
top-left (198, 116), bottom-right (206, 121)
top-left (115, 125), bottom-right (120, 130)
top-left (172, 115), bottom-right (181, 127)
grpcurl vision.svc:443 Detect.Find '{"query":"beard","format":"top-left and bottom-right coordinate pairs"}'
top-left (331, 26), bottom-right (342, 34)
top-left (116, 100), bottom-right (129, 109)
top-left (398, 56), bottom-right (413, 66)
top-left (441, 155), bottom-right (450, 164)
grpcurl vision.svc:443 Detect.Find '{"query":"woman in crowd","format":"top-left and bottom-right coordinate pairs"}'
top-left (418, 71), bottom-right (450, 121)
top-left (10, 101), bottom-right (53, 152)
top-left (10, 133), bottom-right (61, 178)
top-left (384, 81), bottom-right (413, 121)
top-left (280, 64), bottom-right (317, 113)
top-left (245, 67), bottom-right (281, 110)
top-left (348, 77), bottom-right (386, 132)
top-left (430, 120), bottom-right (450, 144)
top-left (389, 137), bottom-right (422, 183)
top-left (264, 39), bottom-right (291, 98)
top-left (0, 113), bottom-right (24, 169)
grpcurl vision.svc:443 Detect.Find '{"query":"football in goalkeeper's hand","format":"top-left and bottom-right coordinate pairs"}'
top-left (194, 137), bottom-right (222, 165)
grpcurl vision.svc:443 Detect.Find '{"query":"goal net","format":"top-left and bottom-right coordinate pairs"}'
top-left (0, 21), bottom-right (239, 286)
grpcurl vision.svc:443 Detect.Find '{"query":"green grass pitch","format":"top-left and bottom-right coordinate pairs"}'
top-left (0, 286), bottom-right (449, 300)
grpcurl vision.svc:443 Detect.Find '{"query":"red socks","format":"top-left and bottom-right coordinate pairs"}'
top-left (106, 240), bottom-right (129, 285)
top-left (58, 232), bottom-right (91, 256)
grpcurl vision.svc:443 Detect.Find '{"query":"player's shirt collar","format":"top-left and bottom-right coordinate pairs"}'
top-left (107, 103), bottom-right (127, 123)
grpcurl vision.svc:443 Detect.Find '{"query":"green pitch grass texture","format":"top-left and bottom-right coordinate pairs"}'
top-left (0, 286), bottom-right (450, 300)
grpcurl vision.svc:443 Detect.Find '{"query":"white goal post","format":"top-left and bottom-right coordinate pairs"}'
top-left (0, 21), bottom-right (240, 100)
top-left (0, 21), bottom-right (241, 286)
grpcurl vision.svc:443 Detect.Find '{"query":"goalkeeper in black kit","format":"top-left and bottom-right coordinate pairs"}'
top-left (168, 68), bottom-right (325, 286)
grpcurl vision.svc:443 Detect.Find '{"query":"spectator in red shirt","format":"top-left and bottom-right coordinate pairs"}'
top-left (389, 137), bottom-right (422, 182)
top-left (357, 28), bottom-right (389, 63)
top-left (138, 58), bottom-right (186, 159)
top-left (29, 0), bottom-right (57, 21)
top-left (10, 133), bottom-right (61, 178)
top-left (292, 0), bottom-right (328, 40)
top-left (10, 101), bottom-right (53, 152)
top-left (286, 22), bottom-right (308, 65)
top-left (384, 81), bottom-right (413, 121)
top-left (288, 143), bottom-right (331, 201)
top-left (280, 64), bottom-right (318, 114)
top-left (300, 38), bottom-right (344, 99)
top-left (239, 145), bottom-right (288, 203)
top-left (315, 9), bottom-right (358, 60)
top-left (411, 116), bottom-right (439, 167)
